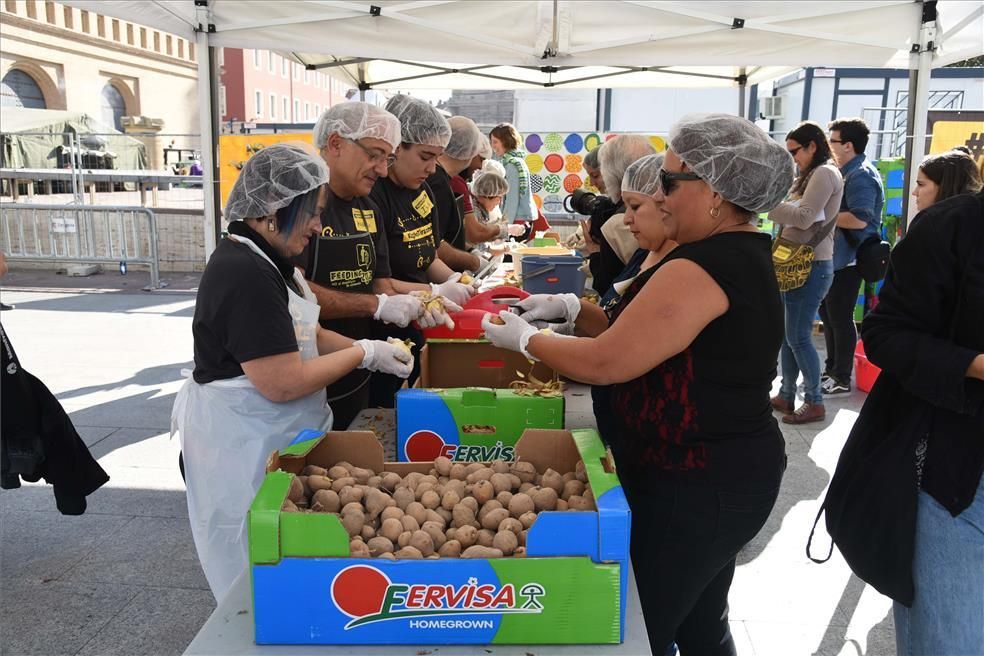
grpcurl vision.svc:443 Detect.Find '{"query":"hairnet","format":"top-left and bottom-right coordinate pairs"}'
top-left (476, 135), bottom-right (493, 160)
top-left (444, 116), bottom-right (484, 161)
top-left (313, 102), bottom-right (401, 150)
top-left (669, 113), bottom-right (794, 213)
top-left (471, 160), bottom-right (509, 197)
top-left (598, 135), bottom-right (657, 202)
top-left (584, 145), bottom-right (601, 170)
top-left (225, 142), bottom-right (328, 223)
top-left (385, 95), bottom-right (451, 148)
top-left (621, 153), bottom-right (666, 196)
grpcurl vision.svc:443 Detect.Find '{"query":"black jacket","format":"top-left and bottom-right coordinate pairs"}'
top-left (861, 191), bottom-right (984, 515)
top-left (587, 197), bottom-right (624, 297)
top-left (1, 324), bottom-right (109, 514)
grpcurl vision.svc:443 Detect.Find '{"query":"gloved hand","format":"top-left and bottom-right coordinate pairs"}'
top-left (354, 339), bottom-right (413, 378)
top-left (431, 272), bottom-right (476, 306)
top-left (373, 293), bottom-right (424, 328)
top-left (496, 223), bottom-right (527, 240)
top-left (413, 294), bottom-right (463, 330)
top-left (515, 293), bottom-right (581, 326)
top-left (480, 311), bottom-right (540, 360)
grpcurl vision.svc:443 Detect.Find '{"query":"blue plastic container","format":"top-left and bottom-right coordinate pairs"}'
top-left (521, 254), bottom-right (587, 295)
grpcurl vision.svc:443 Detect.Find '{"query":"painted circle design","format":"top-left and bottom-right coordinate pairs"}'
top-left (543, 154), bottom-right (564, 173)
top-left (542, 194), bottom-right (563, 213)
top-left (331, 565), bottom-right (391, 618)
top-left (404, 430), bottom-right (445, 461)
top-left (563, 174), bottom-right (584, 193)
top-left (525, 133), bottom-right (543, 153)
top-left (584, 133), bottom-right (602, 151)
top-left (543, 174), bottom-right (561, 194)
top-left (564, 154), bottom-right (583, 173)
top-left (533, 194), bottom-right (543, 209)
top-left (525, 153), bottom-right (544, 174)
top-left (543, 133), bottom-right (564, 152)
top-left (648, 135), bottom-right (666, 151)
top-left (530, 173), bottom-right (544, 194)
top-left (564, 133), bottom-right (584, 153)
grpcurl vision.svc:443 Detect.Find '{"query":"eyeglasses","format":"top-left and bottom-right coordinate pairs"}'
top-left (788, 146), bottom-right (803, 156)
top-left (658, 169), bottom-right (702, 196)
top-left (347, 139), bottom-right (396, 167)
top-left (829, 139), bottom-right (846, 145)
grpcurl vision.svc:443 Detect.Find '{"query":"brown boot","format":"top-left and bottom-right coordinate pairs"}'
top-left (770, 395), bottom-right (794, 414)
top-left (782, 402), bottom-right (826, 424)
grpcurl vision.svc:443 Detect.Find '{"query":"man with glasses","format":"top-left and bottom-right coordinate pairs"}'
top-left (298, 102), bottom-right (452, 427)
top-left (821, 117), bottom-right (884, 395)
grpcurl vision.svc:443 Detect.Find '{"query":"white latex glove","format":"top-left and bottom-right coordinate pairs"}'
top-left (354, 339), bottom-right (413, 378)
top-left (412, 293), bottom-right (463, 330)
top-left (373, 293), bottom-right (424, 328)
top-left (515, 293), bottom-right (581, 324)
top-left (480, 311), bottom-right (540, 360)
top-left (431, 272), bottom-right (476, 306)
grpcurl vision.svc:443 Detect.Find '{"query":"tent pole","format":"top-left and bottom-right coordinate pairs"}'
top-left (738, 67), bottom-right (747, 118)
top-left (902, 2), bottom-right (937, 235)
top-left (358, 63), bottom-right (367, 101)
top-left (196, 6), bottom-right (218, 262)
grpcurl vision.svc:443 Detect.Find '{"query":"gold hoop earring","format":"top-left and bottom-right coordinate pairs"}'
top-left (267, 218), bottom-right (276, 232)
top-left (709, 206), bottom-right (721, 219)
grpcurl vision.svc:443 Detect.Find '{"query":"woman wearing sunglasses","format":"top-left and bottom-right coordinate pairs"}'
top-left (768, 121), bottom-right (844, 424)
top-left (483, 113), bottom-right (794, 655)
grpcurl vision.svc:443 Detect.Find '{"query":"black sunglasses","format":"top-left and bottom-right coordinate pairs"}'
top-left (788, 145), bottom-right (803, 156)
top-left (658, 169), bottom-right (702, 195)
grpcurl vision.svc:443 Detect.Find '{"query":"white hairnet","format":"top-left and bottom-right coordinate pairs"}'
top-left (224, 142), bottom-right (328, 223)
top-left (476, 135), bottom-right (493, 160)
top-left (445, 116), bottom-right (484, 161)
top-left (584, 145), bottom-right (601, 170)
top-left (313, 102), bottom-right (401, 151)
top-left (471, 160), bottom-right (509, 197)
top-left (598, 135), bottom-right (657, 203)
top-left (621, 153), bottom-right (666, 196)
top-left (669, 113), bottom-right (794, 213)
top-left (385, 95), bottom-right (451, 148)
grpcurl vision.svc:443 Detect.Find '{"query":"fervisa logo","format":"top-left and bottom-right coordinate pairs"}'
top-left (330, 565), bottom-right (545, 630)
top-left (404, 430), bottom-right (515, 462)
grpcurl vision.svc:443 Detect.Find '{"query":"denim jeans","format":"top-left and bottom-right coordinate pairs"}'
top-left (779, 259), bottom-right (834, 404)
top-left (893, 475), bottom-right (984, 656)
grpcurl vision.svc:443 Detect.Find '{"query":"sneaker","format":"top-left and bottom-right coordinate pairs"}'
top-left (822, 377), bottom-right (851, 395)
top-left (770, 395), bottom-right (795, 414)
top-left (820, 372), bottom-right (833, 386)
top-left (782, 402), bottom-right (826, 424)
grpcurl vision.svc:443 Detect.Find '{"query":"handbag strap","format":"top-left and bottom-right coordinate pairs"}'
top-left (805, 209), bottom-right (840, 249)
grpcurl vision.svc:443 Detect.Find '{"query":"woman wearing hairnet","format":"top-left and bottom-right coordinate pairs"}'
top-left (171, 143), bottom-right (413, 604)
top-left (466, 160), bottom-right (526, 244)
top-left (368, 96), bottom-right (477, 406)
top-left (484, 114), bottom-right (793, 655)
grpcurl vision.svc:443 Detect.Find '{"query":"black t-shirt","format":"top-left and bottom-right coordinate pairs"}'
top-left (608, 231), bottom-right (786, 492)
top-left (369, 176), bottom-right (440, 284)
top-left (427, 165), bottom-right (465, 250)
top-left (192, 227), bottom-right (299, 384)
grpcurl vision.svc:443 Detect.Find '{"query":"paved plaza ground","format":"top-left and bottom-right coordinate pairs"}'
top-left (0, 269), bottom-right (895, 656)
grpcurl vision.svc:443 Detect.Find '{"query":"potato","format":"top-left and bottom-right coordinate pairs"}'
top-left (493, 530), bottom-right (518, 555)
top-left (380, 506), bottom-right (404, 523)
top-left (508, 473), bottom-right (522, 490)
top-left (331, 476), bottom-right (356, 493)
top-left (311, 489), bottom-right (340, 513)
top-left (302, 464), bottom-right (329, 477)
top-left (461, 545), bottom-right (504, 559)
top-left (335, 461), bottom-right (354, 471)
top-left (472, 480), bottom-right (494, 505)
top-left (459, 496), bottom-right (479, 513)
top-left (421, 521), bottom-right (447, 549)
top-left (341, 501), bottom-right (363, 516)
top-left (350, 467), bottom-right (373, 485)
top-left (364, 488), bottom-right (391, 521)
top-left (490, 459), bottom-right (510, 474)
top-left (477, 500), bottom-right (503, 523)
top-left (380, 518), bottom-right (403, 542)
top-left (380, 472), bottom-right (402, 492)
top-left (367, 536), bottom-right (394, 556)
top-left (444, 479), bottom-right (466, 498)
top-left (476, 529), bottom-right (496, 548)
top-left (404, 472), bottom-right (425, 490)
top-left (490, 473), bottom-right (513, 494)
top-left (307, 475), bottom-right (334, 492)
top-left (441, 490), bottom-right (461, 511)
top-left (518, 529), bottom-right (528, 547)
top-left (360, 524), bottom-right (376, 541)
top-left (496, 491), bottom-right (513, 507)
top-left (518, 482), bottom-right (536, 494)
top-left (562, 471), bottom-right (576, 484)
top-left (455, 524), bottom-right (478, 548)
top-left (514, 546), bottom-right (527, 558)
top-left (424, 509), bottom-right (446, 528)
top-left (534, 473), bottom-right (544, 487)
top-left (452, 505), bottom-right (478, 529)
top-left (562, 479), bottom-right (585, 501)
top-left (282, 499), bottom-right (299, 512)
top-left (511, 461), bottom-right (537, 483)
top-left (583, 486), bottom-right (595, 503)
top-left (434, 456), bottom-right (453, 477)
top-left (438, 539), bottom-right (462, 558)
top-left (394, 546), bottom-right (423, 559)
top-left (465, 463), bottom-right (485, 475)
top-left (532, 487), bottom-right (558, 512)
top-left (567, 495), bottom-right (594, 511)
top-left (481, 508), bottom-right (510, 531)
top-left (410, 530), bottom-right (435, 556)
top-left (377, 551), bottom-right (396, 560)
top-left (341, 512), bottom-right (365, 537)
top-left (507, 493), bottom-right (534, 518)
top-left (498, 517), bottom-right (523, 536)
top-left (541, 468), bottom-right (565, 494)
top-left (397, 531), bottom-right (413, 548)
top-left (555, 498), bottom-right (569, 511)
top-left (519, 511), bottom-right (538, 529)
top-left (350, 539), bottom-right (370, 558)
top-left (393, 486), bottom-right (415, 510)
top-left (367, 475), bottom-right (383, 489)
top-left (445, 527), bottom-right (457, 541)
top-left (288, 476), bottom-right (306, 503)
top-left (575, 460), bottom-right (588, 483)
top-left (420, 490), bottom-right (441, 510)
top-left (328, 466), bottom-right (350, 480)
top-left (450, 463), bottom-right (468, 481)
top-left (406, 501), bottom-right (428, 526)
top-left (415, 481), bottom-right (437, 499)
top-left (339, 486), bottom-right (364, 507)
top-left (400, 515), bottom-right (420, 533)
top-left (466, 467), bottom-right (493, 485)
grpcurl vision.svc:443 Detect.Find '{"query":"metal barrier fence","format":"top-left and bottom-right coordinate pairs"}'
top-left (0, 203), bottom-right (162, 289)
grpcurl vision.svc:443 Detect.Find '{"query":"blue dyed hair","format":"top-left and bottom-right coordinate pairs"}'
top-left (274, 185), bottom-right (321, 235)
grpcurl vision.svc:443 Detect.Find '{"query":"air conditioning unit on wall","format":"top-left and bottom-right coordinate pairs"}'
top-left (759, 96), bottom-right (785, 120)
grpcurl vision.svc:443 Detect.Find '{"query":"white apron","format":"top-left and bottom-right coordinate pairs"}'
top-left (171, 235), bottom-right (332, 604)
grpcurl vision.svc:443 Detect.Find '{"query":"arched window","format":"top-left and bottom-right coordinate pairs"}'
top-left (101, 83), bottom-right (126, 130)
top-left (0, 69), bottom-right (47, 108)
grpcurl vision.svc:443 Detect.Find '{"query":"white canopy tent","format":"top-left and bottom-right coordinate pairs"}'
top-left (62, 0), bottom-right (984, 257)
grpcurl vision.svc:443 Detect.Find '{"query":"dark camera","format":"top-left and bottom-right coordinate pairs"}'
top-left (564, 188), bottom-right (601, 216)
